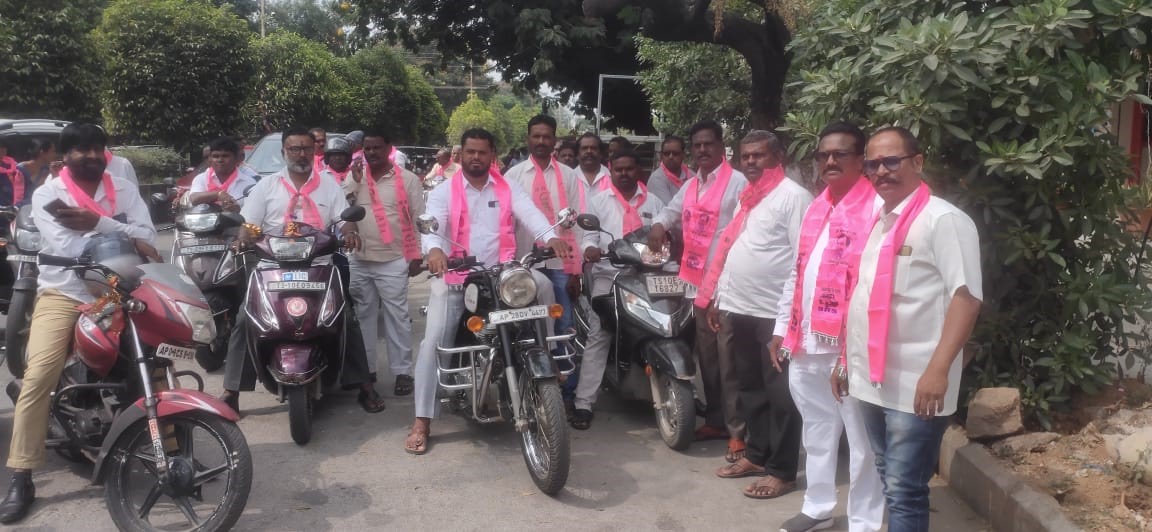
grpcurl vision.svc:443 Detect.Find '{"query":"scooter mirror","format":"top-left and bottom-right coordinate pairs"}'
top-left (340, 205), bottom-right (366, 222)
top-left (416, 213), bottom-right (439, 235)
top-left (576, 214), bottom-right (601, 232)
top-left (151, 192), bottom-right (170, 205)
top-left (557, 207), bottom-right (577, 229)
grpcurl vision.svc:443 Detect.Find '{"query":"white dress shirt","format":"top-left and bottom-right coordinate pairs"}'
top-left (422, 175), bottom-right (558, 268)
top-left (580, 165), bottom-right (611, 195)
top-left (647, 166), bottom-right (689, 205)
top-left (716, 178), bottom-right (812, 318)
top-left (189, 168), bottom-right (258, 207)
top-left (106, 155), bottom-right (138, 186)
top-left (504, 157), bottom-right (584, 270)
top-left (239, 168), bottom-right (349, 236)
top-left (654, 165), bottom-right (749, 284)
top-left (581, 185), bottom-right (665, 252)
top-left (34, 175), bottom-right (156, 303)
top-left (846, 194), bottom-right (982, 416)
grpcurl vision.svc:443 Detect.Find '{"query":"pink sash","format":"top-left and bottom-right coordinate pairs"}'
top-left (365, 167), bottom-right (421, 260)
top-left (695, 166), bottom-right (786, 307)
top-left (281, 174), bottom-right (322, 227)
top-left (1, 156), bottom-right (21, 204)
top-left (530, 157), bottom-right (580, 274)
top-left (59, 167), bottom-right (116, 217)
top-left (864, 182), bottom-right (932, 385)
top-left (447, 167), bottom-right (515, 284)
top-left (659, 163), bottom-right (691, 189)
top-left (679, 160), bottom-right (734, 287)
top-left (607, 181), bottom-right (648, 235)
top-left (313, 154), bottom-right (325, 176)
top-left (781, 177), bottom-right (877, 358)
top-left (325, 165), bottom-right (350, 183)
top-left (205, 168), bottom-right (239, 193)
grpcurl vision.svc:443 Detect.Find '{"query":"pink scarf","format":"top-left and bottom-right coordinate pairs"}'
top-left (365, 166), bottom-right (421, 260)
top-left (1, 156), bottom-right (21, 204)
top-left (607, 181), bottom-right (649, 235)
top-left (59, 167), bottom-right (116, 217)
top-left (205, 168), bottom-right (239, 192)
top-left (695, 166), bottom-right (786, 307)
top-left (781, 177), bottom-right (877, 358)
top-left (325, 165), bottom-right (350, 183)
top-left (679, 160), bottom-right (734, 287)
top-left (281, 174), bottom-right (323, 227)
top-left (447, 166), bottom-right (515, 284)
top-left (530, 157), bottom-right (580, 274)
top-left (659, 163), bottom-right (691, 189)
top-left (313, 154), bottom-right (325, 175)
top-left (863, 182), bottom-right (932, 386)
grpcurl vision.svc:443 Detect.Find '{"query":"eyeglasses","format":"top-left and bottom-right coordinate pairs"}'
top-left (812, 150), bottom-right (859, 164)
top-left (661, 151), bottom-right (683, 157)
top-left (862, 154), bottom-right (917, 176)
top-left (285, 146), bottom-right (315, 155)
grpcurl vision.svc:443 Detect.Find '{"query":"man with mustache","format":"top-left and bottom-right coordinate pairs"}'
top-left (577, 132), bottom-right (611, 194)
top-left (184, 136), bottom-right (257, 212)
top-left (842, 126), bottom-right (981, 532)
top-left (0, 123), bottom-right (158, 523)
top-left (771, 122), bottom-right (885, 532)
top-left (648, 135), bottom-right (692, 204)
top-left (556, 140), bottom-right (579, 169)
top-left (310, 127), bottom-right (327, 175)
top-left (648, 120), bottom-right (748, 445)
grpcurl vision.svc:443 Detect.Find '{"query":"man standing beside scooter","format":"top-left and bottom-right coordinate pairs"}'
top-left (570, 149), bottom-right (665, 430)
top-left (343, 130), bottom-right (424, 397)
top-left (218, 126), bottom-right (387, 414)
top-left (184, 136), bottom-right (257, 212)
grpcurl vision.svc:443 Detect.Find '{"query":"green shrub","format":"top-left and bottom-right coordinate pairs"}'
top-left (115, 147), bottom-right (185, 184)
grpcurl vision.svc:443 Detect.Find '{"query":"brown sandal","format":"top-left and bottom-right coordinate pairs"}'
top-left (404, 420), bottom-right (430, 455)
top-left (743, 475), bottom-right (796, 499)
top-left (715, 458), bottom-right (766, 479)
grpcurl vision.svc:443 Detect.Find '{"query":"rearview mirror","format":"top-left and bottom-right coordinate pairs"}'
top-left (416, 213), bottom-right (439, 235)
top-left (340, 206), bottom-right (366, 223)
top-left (151, 192), bottom-right (169, 205)
top-left (576, 214), bottom-right (601, 232)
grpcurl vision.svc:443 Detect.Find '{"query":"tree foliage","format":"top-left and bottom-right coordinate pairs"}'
top-left (350, 45), bottom-right (447, 145)
top-left (97, 0), bottom-right (253, 150)
top-left (446, 93), bottom-right (506, 151)
top-left (244, 32), bottom-right (360, 135)
top-left (265, 0), bottom-right (355, 55)
top-left (0, 0), bottom-right (105, 121)
top-left (784, 0), bottom-right (1152, 425)
top-left (635, 36), bottom-right (752, 137)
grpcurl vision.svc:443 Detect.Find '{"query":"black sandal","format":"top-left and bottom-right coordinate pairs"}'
top-left (394, 374), bottom-right (414, 396)
top-left (570, 408), bottom-right (593, 430)
top-left (358, 388), bottom-right (386, 413)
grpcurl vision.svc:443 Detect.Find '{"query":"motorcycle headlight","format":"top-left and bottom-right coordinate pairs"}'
top-left (497, 267), bottom-right (537, 308)
top-left (176, 302), bottom-right (217, 345)
top-left (621, 287), bottom-right (673, 336)
top-left (269, 236), bottom-right (315, 262)
top-left (14, 228), bottom-right (42, 252)
top-left (631, 241), bottom-right (670, 267)
top-left (179, 213), bottom-right (220, 233)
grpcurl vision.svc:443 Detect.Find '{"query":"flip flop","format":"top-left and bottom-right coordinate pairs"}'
top-left (743, 476), bottom-right (796, 499)
top-left (405, 424), bottom-right (430, 455)
top-left (358, 388), bottom-right (386, 413)
top-left (394, 374), bottom-right (414, 396)
top-left (715, 460), bottom-right (766, 479)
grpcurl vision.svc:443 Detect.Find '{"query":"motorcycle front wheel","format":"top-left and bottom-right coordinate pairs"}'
top-left (517, 373), bottom-right (570, 495)
top-left (4, 288), bottom-right (32, 378)
top-left (653, 373), bottom-right (695, 451)
top-left (105, 410), bottom-right (252, 532)
top-left (287, 385), bottom-right (313, 445)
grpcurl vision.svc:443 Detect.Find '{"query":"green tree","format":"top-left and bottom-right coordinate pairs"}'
top-left (0, 0), bottom-right (105, 121)
top-left (446, 93), bottom-right (505, 150)
top-left (489, 92), bottom-right (540, 150)
top-left (350, 44), bottom-right (447, 145)
top-left (244, 31), bottom-right (360, 135)
top-left (784, 0), bottom-right (1152, 425)
top-left (266, 0), bottom-right (353, 55)
top-left (635, 36), bottom-right (752, 137)
top-left (97, 0), bottom-right (253, 150)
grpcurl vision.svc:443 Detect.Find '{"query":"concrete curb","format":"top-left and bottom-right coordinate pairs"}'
top-left (938, 424), bottom-right (1082, 532)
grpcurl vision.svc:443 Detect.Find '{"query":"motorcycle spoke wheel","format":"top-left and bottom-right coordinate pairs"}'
top-left (517, 374), bottom-right (570, 495)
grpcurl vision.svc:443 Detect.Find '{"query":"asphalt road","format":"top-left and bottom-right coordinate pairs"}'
top-left (0, 232), bottom-right (988, 531)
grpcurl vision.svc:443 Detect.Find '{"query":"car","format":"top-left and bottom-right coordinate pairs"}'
top-left (246, 132), bottom-right (347, 178)
top-left (0, 118), bottom-right (70, 161)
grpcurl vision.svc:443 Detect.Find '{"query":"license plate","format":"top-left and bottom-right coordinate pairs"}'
top-left (281, 271), bottom-right (309, 281)
top-left (646, 275), bottom-right (686, 296)
top-left (179, 244), bottom-right (228, 255)
top-left (7, 255), bottom-right (36, 263)
top-left (267, 281), bottom-right (326, 291)
top-left (489, 305), bottom-right (549, 325)
top-left (157, 343), bottom-right (196, 360)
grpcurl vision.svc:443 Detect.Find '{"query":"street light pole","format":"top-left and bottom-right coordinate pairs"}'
top-left (259, 0), bottom-right (266, 38)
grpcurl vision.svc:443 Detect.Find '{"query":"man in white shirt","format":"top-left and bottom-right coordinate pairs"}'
top-left (569, 150), bottom-right (666, 429)
top-left (771, 122), bottom-right (885, 532)
top-left (648, 120), bottom-right (748, 443)
top-left (218, 127), bottom-right (386, 414)
top-left (105, 151), bottom-right (138, 186)
top-left (576, 132), bottom-right (611, 195)
top-left (705, 131), bottom-right (811, 499)
top-left (183, 136), bottom-right (258, 211)
top-left (406, 128), bottom-right (571, 455)
top-left (648, 135), bottom-right (692, 204)
top-left (844, 127), bottom-right (982, 532)
top-left (0, 124), bottom-right (158, 524)
top-left (343, 130), bottom-right (425, 397)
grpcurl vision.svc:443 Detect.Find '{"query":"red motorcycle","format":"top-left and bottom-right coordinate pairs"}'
top-left (8, 234), bottom-right (252, 531)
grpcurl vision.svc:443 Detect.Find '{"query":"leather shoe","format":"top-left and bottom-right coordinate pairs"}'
top-left (218, 391), bottom-right (239, 414)
top-left (0, 472), bottom-right (35, 524)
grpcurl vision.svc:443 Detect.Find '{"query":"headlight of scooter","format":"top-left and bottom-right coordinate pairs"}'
top-left (179, 213), bottom-right (220, 233)
top-left (14, 228), bottom-right (42, 252)
top-left (268, 236), bottom-right (315, 262)
top-left (497, 267), bottom-right (537, 308)
top-left (177, 302), bottom-right (217, 345)
top-left (621, 288), bottom-right (673, 336)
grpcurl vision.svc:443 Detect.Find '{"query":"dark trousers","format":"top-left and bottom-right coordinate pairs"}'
top-left (698, 307), bottom-right (745, 436)
top-left (721, 311), bottom-right (801, 481)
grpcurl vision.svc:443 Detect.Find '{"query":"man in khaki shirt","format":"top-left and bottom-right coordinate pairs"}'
top-left (343, 130), bottom-right (425, 396)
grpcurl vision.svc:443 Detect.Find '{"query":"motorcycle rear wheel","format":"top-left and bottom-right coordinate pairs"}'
top-left (654, 373), bottom-right (695, 451)
top-left (517, 374), bottom-right (570, 495)
top-left (4, 288), bottom-right (33, 378)
top-left (194, 292), bottom-right (232, 372)
top-left (104, 410), bottom-right (252, 532)
top-left (288, 385), bottom-right (313, 445)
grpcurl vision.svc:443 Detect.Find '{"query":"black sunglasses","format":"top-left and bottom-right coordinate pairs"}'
top-left (862, 154), bottom-right (917, 176)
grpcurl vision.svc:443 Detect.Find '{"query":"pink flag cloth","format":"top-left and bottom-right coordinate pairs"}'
top-left (280, 174), bottom-right (323, 227)
top-left (59, 167), bottom-right (116, 217)
top-left (446, 166), bottom-right (515, 284)
top-left (678, 160), bottom-right (734, 287)
top-left (365, 167), bottom-right (421, 260)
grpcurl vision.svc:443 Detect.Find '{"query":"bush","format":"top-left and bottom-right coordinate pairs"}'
top-left (115, 147), bottom-right (185, 184)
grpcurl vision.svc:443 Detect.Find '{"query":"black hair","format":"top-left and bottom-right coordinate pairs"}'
top-left (610, 148), bottom-right (639, 165)
top-left (608, 136), bottom-right (632, 149)
top-left (558, 140), bottom-right (579, 154)
top-left (687, 120), bottom-right (724, 142)
top-left (281, 126), bottom-right (315, 145)
top-left (59, 123), bottom-right (108, 154)
top-left (817, 121), bottom-right (867, 155)
top-left (308, 127), bottom-right (326, 135)
top-left (207, 136), bottom-right (242, 156)
top-left (30, 137), bottom-right (55, 155)
top-left (460, 128), bottom-right (497, 151)
top-left (362, 129), bottom-right (392, 144)
top-left (661, 135), bottom-right (686, 151)
top-left (871, 126), bottom-right (921, 155)
top-left (577, 132), bottom-right (603, 151)
top-left (740, 130), bottom-right (785, 156)
top-left (527, 114), bottom-right (557, 133)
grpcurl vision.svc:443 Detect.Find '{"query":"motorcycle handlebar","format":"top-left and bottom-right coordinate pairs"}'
top-left (420, 256), bottom-right (477, 272)
top-left (38, 254), bottom-right (92, 267)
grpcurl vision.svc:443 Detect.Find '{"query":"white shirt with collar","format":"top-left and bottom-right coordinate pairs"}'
top-left (716, 177), bottom-right (813, 318)
top-left (845, 192), bottom-right (982, 416)
top-left (504, 157), bottom-right (583, 270)
top-left (34, 174), bottom-right (157, 303)
top-left (422, 174), bottom-right (558, 268)
top-left (654, 164), bottom-right (749, 281)
top-left (106, 155), bottom-right (138, 186)
top-left (189, 168), bottom-right (258, 207)
top-left (239, 168), bottom-right (349, 236)
top-left (581, 184), bottom-right (665, 252)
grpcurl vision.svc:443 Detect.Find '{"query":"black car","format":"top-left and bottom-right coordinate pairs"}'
top-left (0, 118), bottom-right (69, 161)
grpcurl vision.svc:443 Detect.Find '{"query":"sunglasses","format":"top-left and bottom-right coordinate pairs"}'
top-left (812, 150), bottom-right (858, 163)
top-left (862, 154), bottom-right (916, 176)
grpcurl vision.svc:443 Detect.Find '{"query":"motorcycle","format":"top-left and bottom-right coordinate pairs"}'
top-left (572, 215), bottom-right (698, 450)
top-left (3, 204), bottom-right (40, 377)
top-left (414, 208), bottom-right (578, 496)
top-left (239, 206), bottom-right (366, 445)
top-left (7, 234), bottom-right (252, 531)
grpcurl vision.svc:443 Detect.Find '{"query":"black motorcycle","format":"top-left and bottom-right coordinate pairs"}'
top-left (4, 205), bottom-right (41, 378)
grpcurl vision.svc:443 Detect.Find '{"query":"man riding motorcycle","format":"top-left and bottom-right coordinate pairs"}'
top-left (217, 126), bottom-right (386, 414)
top-left (320, 137), bottom-right (354, 184)
top-left (0, 123), bottom-right (161, 524)
top-left (183, 136), bottom-right (257, 212)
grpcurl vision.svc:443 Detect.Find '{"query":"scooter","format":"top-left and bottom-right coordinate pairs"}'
top-left (3, 204), bottom-right (40, 377)
top-left (572, 214), bottom-right (698, 450)
top-left (240, 206), bottom-right (366, 445)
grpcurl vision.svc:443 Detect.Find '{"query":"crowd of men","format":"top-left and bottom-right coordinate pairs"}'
top-left (0, 116), bottom-right (981, 532)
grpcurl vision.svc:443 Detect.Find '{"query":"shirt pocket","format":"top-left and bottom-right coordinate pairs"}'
top-left (894, 254), bottom-right (914, 295)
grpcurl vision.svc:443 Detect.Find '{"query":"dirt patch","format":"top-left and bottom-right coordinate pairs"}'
top-left (990, 379), bottom-right (1152, 531)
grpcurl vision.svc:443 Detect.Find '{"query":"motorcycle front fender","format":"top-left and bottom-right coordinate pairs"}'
top-left (520, 346), bottom-right (556, 379)
top-left (91, 389), bottom-right (239, 484)
top-left (641, 338), bottom-right (696, 379)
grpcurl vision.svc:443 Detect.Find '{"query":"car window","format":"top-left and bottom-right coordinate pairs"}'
top-left (246, 135), bottom-right (284, 176)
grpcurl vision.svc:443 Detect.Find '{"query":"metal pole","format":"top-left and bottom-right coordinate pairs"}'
top-left (596, 74), bottom-right (605, 135)
top-left (259, 0), bottom-right (266, 38)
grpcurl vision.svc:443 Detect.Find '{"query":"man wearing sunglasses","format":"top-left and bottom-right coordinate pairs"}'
top-left (843, 126), bottom-right (982, 532)
top-left (648, 135), bottom-right (692, 204)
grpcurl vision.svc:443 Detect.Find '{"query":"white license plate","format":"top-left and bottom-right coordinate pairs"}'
top-left (179, 244), bottom-right (228, 255)
top-left (489, 305), bottom-right (549, 325)
top-left (7, 255), bottom-right (36, 263)
top-left (281, 271), bottom-right (309, 281)
top-left (268, 281), bottom-right (326, 291)
top-left (157, 343), bottom-right (196, 360)
top-left (646, 275), bottom-right (687, 296)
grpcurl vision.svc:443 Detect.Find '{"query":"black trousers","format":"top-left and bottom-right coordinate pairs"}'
top-left (720, 311), bottom-right (801, 481)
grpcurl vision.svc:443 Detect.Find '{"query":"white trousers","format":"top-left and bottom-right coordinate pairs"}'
top-left (789, 352), bottom-right (886, 532)
top-left (349, 256), bottom-right (414, 377)
top-left (413, 270), bottom-right (556, 419)
top-left (574, 264), bottom-right (618, 411)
